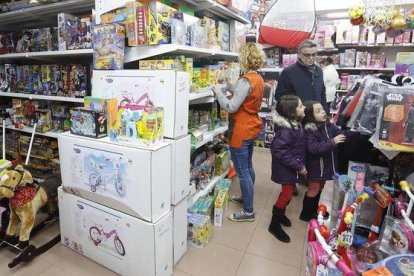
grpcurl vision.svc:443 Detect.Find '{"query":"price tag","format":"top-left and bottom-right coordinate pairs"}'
top-left (316, 264), bottom-right (329, 276)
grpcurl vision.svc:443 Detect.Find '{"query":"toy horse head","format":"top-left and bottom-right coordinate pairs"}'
top-left (0, 165), bottom-right (33, 198)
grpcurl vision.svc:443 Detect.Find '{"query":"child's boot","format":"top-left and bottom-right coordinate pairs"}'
top-left (268, 207), bottom-right (290, 243)
top-left (299, 194), bottom-right (318, 222)
top-left (273, 205), bottom-right (291, 227)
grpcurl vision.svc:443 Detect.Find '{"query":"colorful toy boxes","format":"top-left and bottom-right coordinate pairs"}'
top-left (147, 2), bottom-right (176, 45)
top-left (93, 23), bottom-right (125, 70)
top-left (70, 108), bottom-right (107, 139)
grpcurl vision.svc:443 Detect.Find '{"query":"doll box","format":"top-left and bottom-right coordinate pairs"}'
top-left (91, 70), bottom-right (189, 139)
top-left (165, 135), bottom-right (190, 205)
top-left (172, 197), bottom-right (188, 266)
top-left (59, 133), bottom-right (172, 222)
top-left (58, 188), bottom-right (173, 276)
top-left (70, 108), bottom-right (107, 139)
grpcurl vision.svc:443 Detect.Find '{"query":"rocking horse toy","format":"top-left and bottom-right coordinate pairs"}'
top-left (0, 123), bottom-right (61, 268)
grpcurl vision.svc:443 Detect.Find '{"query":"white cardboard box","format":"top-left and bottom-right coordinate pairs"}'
top-left (166, 135), bottom-right (190, 205)
top-left (172, 197), bottom-right (188, 266)
top-left (91, 70), bottom-right (189, 139)
top-left (59, 132), bottom-right (171, 223)
top-left (58, 188), bottom-right (173, 276)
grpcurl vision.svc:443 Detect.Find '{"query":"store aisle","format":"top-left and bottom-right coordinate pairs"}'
top-left (0, 149), bottom-right (333, 276)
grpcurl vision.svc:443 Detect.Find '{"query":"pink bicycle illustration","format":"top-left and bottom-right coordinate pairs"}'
top-left (89, 224), bottom-right (125, 256)
top-left (119, 90), bottom-right (154, 111)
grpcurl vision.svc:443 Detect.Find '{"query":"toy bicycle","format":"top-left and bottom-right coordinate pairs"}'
top-left (89, 158), bottom-right (124, 197)
top-left (89, 224), bottom-right (125, 256)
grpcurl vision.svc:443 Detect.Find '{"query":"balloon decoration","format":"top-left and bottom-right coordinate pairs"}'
top-left (258, 0), bottom-right (316, 48)
top-left (349, 4), bottom-right (414, 34)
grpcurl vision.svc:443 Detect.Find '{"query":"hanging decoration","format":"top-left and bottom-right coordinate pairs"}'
top-left (348, 0), bottom-right (414, 34)
top-left (258, 0), bottom-right (316, 48)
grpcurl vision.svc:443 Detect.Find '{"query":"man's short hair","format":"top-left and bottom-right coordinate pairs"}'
top-left (298, 39), bottom-right (317, 53)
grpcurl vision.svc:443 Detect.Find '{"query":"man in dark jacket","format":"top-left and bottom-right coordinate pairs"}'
top-left (274, 39), bottom-right (328, 196)
top-left (275, 40), bottom-right (328, 112)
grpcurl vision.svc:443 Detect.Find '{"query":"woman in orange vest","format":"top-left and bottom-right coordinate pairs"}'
top-left (213, 42), bottom-right (265, 222)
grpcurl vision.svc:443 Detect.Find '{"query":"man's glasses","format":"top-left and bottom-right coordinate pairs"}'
top-left (301, 53), bottom-right (317, 58)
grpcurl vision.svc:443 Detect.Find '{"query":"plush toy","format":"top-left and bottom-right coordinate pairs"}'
top-left (120, 108), bottom-right (141, 138)
top-left (0, 165), bottom-right (58, 249)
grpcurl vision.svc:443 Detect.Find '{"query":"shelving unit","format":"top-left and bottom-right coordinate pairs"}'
top-left (187, 168), bottom-right (230, 207)
top-left (337, 67), bottom-right (395, 71)
top-left (125, 44), bottom-right (238, 63)
top-left (194, 125), bottom-right (228, 150)
top-left (189, 90), bottom-right (214, 101)
top-left (0, 92), bottom-right (84, 103)
top-left (6, 125), bottom-right (59, 139)
top-left (0, 49), bottom-right (93, 60)
top-left (0, 0), bottom-right (94, 29)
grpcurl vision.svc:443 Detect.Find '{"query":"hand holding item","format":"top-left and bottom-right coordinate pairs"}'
top-left (298, 167), bottom-right (307, 176)
top-left (333, 134), bottom-right (346, 144)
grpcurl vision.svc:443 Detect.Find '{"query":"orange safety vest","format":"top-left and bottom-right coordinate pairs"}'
top-left (228, 72), bottom-right (264, 148)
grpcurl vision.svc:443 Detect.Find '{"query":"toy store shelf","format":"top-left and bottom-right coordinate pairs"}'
top-left (317, 48), bottom-right (339, 52)
top-left (0, 0), bottom-right (94, 27)
top-left (125, 44), bottom-right (238, 63)
top-left (258, 67), bottom-right (284, 73)
top-left (180, 0), bottom-right (250, 24)
top-left (187, 169), bottom-right (230, 207)
top-left (336, 67), bottom-right (394, 71)
top-left (0, 49), bottom-right (93, 60)
top-left (6, 125), bottom-right (59, 139)
top-left (189, 89), bottom-right (214, 102)
top-left (194, 125), bottom-right (228, 149)
top-left (337, 44), bottom-right (414, 48)
top-left (0, 92), bottom-right (84, 103)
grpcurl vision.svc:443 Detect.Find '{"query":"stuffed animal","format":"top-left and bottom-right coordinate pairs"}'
top-left (0, 165), bottom-right (58, 249)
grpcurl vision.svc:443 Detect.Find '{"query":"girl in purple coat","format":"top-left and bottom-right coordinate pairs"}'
top-left (299, 101), bottom-right (347, 222)
top-left (269, 95), bottom-right (307, 243)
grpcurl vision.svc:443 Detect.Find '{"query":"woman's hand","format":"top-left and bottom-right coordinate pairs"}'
top-left (298, 167), bottom-right (307, 176)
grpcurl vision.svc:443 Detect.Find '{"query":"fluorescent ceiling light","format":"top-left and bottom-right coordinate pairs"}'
top-left (324, 12), bottom-right (350, 18)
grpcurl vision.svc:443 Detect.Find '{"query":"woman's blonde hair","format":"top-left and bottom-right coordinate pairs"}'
top-left (238, 43), bottom-right (265, 71)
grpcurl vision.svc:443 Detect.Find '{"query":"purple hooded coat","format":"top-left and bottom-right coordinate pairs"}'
top-left (305, 122), bottom-right (344, 180)
top-left (271, 114), bottom-right (306, 185)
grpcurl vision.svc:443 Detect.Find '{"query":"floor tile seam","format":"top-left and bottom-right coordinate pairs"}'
top-left (244, 250), bottom-right (302, 270)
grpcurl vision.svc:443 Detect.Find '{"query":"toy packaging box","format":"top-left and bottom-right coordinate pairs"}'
top-left (57, 13), bottom-right (78, 51)
top-left (84, 97), bottom-right (117, 111)
top-left (147, 2), bottom-right (176, 45)
top-left (171, 19), bottom-right (187, 46)
top-left (59, 133), bottom-right (172, 222)
top-left (35, 109), bottom-right (52, 133)
top-left (92, 70), bottom-right (189, 139)
top-left (395, 52), bottom-right (414, 76)
top-left (172, 197), bottom-right (188, 265)
top-left (137, 5), bottom-right (149, 45)
top-left (187, 213), bottom-right (212, 249)
top-left (379, 88), bottom-right (414, 152)
top-left (58, 188), bottom-right (173, 276)
top-left (32, 28), bottom-right (50, 52)
top-left (70, 108), bottom-right (107, 139)
top-left (125, 1), bottom-right (141, 46)
top-left (216, 21), bottom-right (230, 52)
top-left (93, 23), bottom-right (125, 70)
top-left (165, 136), bottom-right (191, 205)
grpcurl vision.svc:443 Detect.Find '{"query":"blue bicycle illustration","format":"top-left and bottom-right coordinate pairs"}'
top-left (88, 158), bottom-right (125, 197)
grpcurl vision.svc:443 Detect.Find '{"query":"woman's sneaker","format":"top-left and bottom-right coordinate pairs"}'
top-left (228, 210), bottom-right (255, 222)
top-left (230, 195), bottom-right (244, 205)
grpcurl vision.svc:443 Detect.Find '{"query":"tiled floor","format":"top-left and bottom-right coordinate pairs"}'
top-left (0, 149), bottom-right (333, 275)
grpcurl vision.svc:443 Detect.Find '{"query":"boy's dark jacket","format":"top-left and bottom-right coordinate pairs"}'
top-left (271, 113), bottom-right (306, 184)
top-left (305, 121), bottom-right (349, 180)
